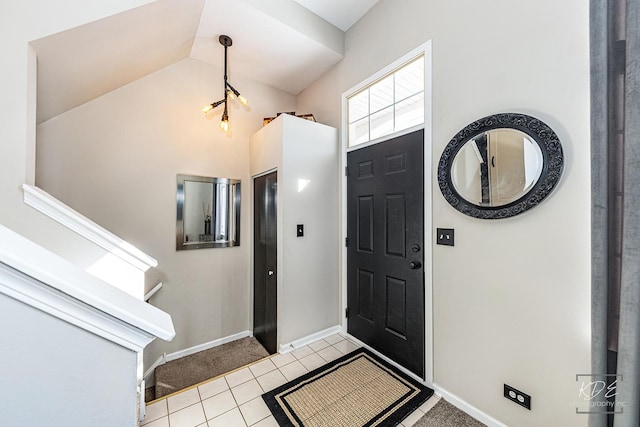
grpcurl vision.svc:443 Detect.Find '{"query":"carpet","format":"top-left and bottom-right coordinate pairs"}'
top-left (153, 336), bottom-right (269, 399)
top-left (413, 399), bottom-right (487, 427)
top-left (262, 347), bottom-right (434, 426)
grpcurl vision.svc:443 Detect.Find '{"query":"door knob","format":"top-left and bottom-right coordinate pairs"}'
top-left (412, 244), bottom-right (421, 253)
top-left (268, 270), bottom-right (274, 276)
top-left (409, 260), bottom-right (422, 270)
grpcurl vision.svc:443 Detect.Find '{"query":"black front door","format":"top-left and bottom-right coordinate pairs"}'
top-left (254, 172), bottom-right (278, 354)
top-left (347, 130), bottom-right (425, 377)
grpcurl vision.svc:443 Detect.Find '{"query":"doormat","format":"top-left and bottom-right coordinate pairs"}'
top-left (262, 348), bottom-right (433, 426)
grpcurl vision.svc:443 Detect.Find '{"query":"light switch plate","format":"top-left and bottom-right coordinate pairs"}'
top-left (436, 228), bottom-right (454, 246)
top-left (297, 224), bottom-right (304, 237)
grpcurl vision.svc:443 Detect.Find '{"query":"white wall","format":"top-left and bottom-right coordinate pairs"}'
top-left (250, 114), bottom-right (339, 347)
top-left (36, 58), bottom-right (297, 369)
top-left (0, 293), bottom-right (137, 426)
top-left (297, 1), bottom-right (591, 426)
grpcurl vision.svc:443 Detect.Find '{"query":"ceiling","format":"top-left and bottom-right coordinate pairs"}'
top-left (32, 0), bottom-right (381, 124)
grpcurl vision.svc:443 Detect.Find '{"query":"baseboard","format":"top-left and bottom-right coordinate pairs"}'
top-left (433, 384), bottom-right (508, 427)
top-left (143, 330), bottom-right (252, 384)
top-left (278, 325), bottom-right (342, 354)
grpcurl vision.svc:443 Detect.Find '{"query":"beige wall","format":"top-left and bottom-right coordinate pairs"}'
top-left (36, 58), bottom-right (297, 368)
top-left (0, 1), bottom-right (158, 271)
top-left (297, 1), bottom-right (590, 426)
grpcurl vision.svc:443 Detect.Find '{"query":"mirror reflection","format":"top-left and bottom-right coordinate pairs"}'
top-left (176, 174), bottom-right (240, 250)
top-left (451, 129), bottom-right (543, 207)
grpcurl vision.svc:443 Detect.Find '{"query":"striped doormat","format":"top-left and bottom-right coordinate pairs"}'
top-left (262, 348), bottom-right (433, 426)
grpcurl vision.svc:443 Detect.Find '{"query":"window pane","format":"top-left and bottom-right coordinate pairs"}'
top-left (369, 75), bottom-right (393, 113)
top-left (349, 116), bottom-right (370, 147)
top-left (395, 57), bottom-right (424, 102)
top-left (370, 106), bottom-right (394, 140)
top-left (395, 92), bottom-right (424, 131)
top-left (348, 90), bottom-right (369, 123)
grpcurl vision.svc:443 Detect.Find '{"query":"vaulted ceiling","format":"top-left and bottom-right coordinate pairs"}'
top-left (31, 0), bottom-right (380, 124)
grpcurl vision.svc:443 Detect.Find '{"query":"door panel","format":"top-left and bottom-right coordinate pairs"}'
top-left (254, 172), bottom-right (277, 354)
top-left (347, 130), bottom-right (424, 377)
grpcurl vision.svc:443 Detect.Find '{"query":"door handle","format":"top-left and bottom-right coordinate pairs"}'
top-left (268, 270), bottom-right (274, 276)
top-left (409, 260), bottom-right (422, 270)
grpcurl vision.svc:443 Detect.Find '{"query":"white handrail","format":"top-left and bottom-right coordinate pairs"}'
top-left (145, 282), bottom-right (163, 302)
top-left (22, 184), bottom-right (157, 271)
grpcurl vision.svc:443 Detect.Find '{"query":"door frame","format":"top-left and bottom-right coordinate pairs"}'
top-left (340, 41), bottom-right (433, 384)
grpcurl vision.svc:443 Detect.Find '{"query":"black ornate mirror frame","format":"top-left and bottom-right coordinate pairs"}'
top-left (438, 113), bottom-right (564, 219)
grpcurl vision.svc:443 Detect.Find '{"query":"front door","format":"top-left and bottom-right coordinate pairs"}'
top-left (254, 172), bottom-right (278, 354)
top-left (347, 130), bottom-right (425, 377)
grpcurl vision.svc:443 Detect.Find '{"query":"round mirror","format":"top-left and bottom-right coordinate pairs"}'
top-left (438, 113), bottom-right (563, 219)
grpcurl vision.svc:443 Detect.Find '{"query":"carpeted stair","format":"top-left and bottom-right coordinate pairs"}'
top-left (151, 336), bottom-right (269, 399)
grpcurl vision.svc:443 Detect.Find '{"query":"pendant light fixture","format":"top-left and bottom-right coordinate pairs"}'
top-left (202, 35), bottom-right (248, 132)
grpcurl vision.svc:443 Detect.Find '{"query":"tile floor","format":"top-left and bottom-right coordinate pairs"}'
top-left (142, 333), bottom-right (441, 427)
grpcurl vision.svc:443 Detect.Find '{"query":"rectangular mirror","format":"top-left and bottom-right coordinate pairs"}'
top-left (176, 174), bottom-right (241, 250)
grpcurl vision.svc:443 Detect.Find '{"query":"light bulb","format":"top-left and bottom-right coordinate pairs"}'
top-left (220, 119), bottom-right (229, 132)
top-left (227, 90), bottom-right (236, 100)
top-left (202, 104), bottom-right (214, 114)
top-left (238, 95), bottom-right (248, 106)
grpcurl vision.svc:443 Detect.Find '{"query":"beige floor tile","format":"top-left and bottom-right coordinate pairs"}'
top-left (202, 390), bottom-right (237, 421)
top-left (225, 367), bottom-right (254, 388)
top-left (316, 345), bottom-right (343, 362)
top-left (168, 403), bottom-right (206, 427)
top-left (249, 358), bottom-right (277, 378)
top-left (324, 333), bottom-right (345, 345)
top-left (168, 388), bottom-right (201, 413)
top-left (299, 353), bottom-right (327, 371)
top-left (198, 377), bottom-right (229, 400)
top-left (279, 360), bottom-right (308, 381)
top-left (239, 396), bottom-right (271, 426)
top-left (142, 416), bottom-right (169, 427)
top-left (308, 339), bottom-right (330, 351)
top-left (291, 345), bottom-right (314, 359)
top-left (231, 379), bottom-right (264, 405)
top-left (208, 407), bottom-right (247, 427)
top-left (333, 339), bottom-right (359, 354)
top-left (270, 352), bottom-right (296, 368)
top-left (143, 399), bottom-right (168, 425)
top-left (252, 416), bottom-right (279, 427)
top-left (256, 369), bottom-right (288, 392)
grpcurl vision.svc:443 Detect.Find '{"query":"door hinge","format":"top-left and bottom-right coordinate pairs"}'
top-left (345, 307), bottom-right (349, 318)
top-left (345, 237), bottom-right (349, 247)
top-left (345, 166), bottom-right (349, 176)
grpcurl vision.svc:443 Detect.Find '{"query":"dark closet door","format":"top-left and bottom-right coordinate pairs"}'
top-left (254, 172), bottom-right (278, 354)
top-left (347, 130), bottom-right (425, 377)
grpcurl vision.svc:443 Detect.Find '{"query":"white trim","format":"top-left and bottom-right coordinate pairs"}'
top-left (0, 262), bottom-right (154, 352)
top-left (166, 330), bottom-right (252, 362)
top-left (278, 325), bottom-right (342, 354)
top-left (143, 354), bottom-right (167, 383)
top-left (0, 225), bottom-right (175, 348)
top-left (433, 384), bottom-right (509, 427)
top-left (145, 282), bottom-right (163, 302)
top-left (22, 184), bottom-right (158, 272)
top-left (340, 41), bottom-right (434, 384)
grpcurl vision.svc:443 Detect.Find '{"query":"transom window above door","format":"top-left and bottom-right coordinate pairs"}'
top-left (347, 55), bottom-right (424, 147)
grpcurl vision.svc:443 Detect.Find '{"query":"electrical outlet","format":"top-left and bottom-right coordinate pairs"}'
top-left (504, 384), bottom-right (531, 410)
top-left (436, 228), bottom-right (454, 246)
